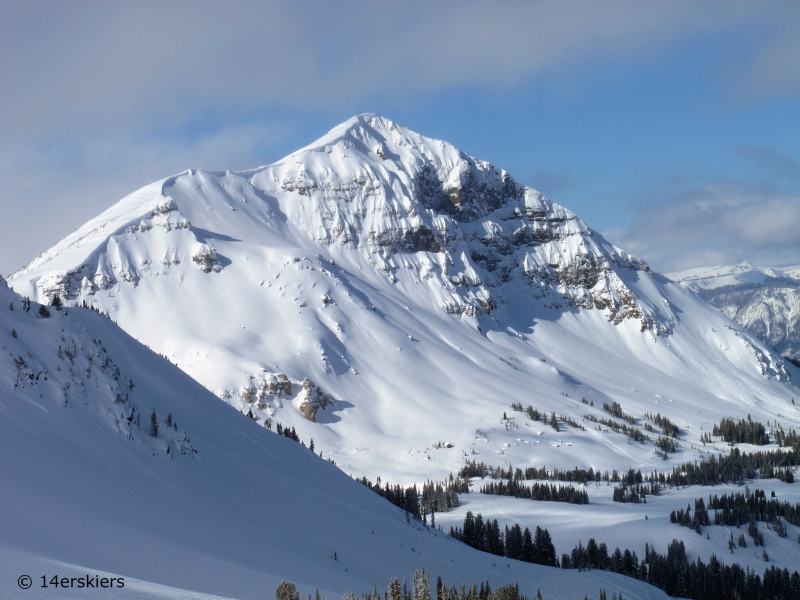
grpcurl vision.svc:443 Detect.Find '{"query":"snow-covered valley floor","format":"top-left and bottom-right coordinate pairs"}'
top-left (438, 477), bottom-right (800, 575)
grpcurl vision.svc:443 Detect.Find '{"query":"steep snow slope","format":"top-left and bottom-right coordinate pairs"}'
top-left (10, 115), bottom-right (799, 490)
top-left (0, 277), bottom-right (668, 599)
top-left (669, 263), bottom-right (800, 365)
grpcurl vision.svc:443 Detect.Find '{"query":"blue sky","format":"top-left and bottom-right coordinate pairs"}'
top-left (2, 1), bottom-right (799, 274)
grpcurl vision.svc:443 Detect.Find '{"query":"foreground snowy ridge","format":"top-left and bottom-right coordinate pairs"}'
top-left (0, 276), bottom-right (668, 599)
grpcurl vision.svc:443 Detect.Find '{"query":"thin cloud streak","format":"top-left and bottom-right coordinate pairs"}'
top-left (605, 183), bottom-right (800, 272)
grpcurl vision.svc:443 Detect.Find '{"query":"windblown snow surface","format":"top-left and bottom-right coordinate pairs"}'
top-left (0, 277), bottom-right (666, 599)
top-left (668, 263), bottom-right (800, 365)
top-left (8, 115), bottom-right (800, 586)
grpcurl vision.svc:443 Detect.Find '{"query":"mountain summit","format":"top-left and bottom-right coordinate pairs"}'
top-left (19, 114), bottom-right (657, 331)
top-left (10, 115), bottom-right (797, 483)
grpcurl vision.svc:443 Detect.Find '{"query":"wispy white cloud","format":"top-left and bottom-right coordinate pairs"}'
top-left (2, 1), bottom-right (799, 274)
top-left (0, 1), bottom-right (774, 141)
top-left (605, 183), bottom-right (800, 272)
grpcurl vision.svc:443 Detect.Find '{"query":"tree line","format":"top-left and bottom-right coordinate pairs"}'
top-left (666, 447), bottom-right (800, 486)
top-left (708, 486), bottom-right (800, 528)
top-left (275, 568), bottom-right (543, 600)
top-left (479, 480), bottom-right (588, 505)
top-left (560, 537), bottom-right (800, 600)
top-left (357, 476), bottom-right (422, 520)
top-left (611, 481), bottom-right (661, 504)
top-left (669, 498), bottom-right (711, 533)
top-left (459, 461), bottom-right (600, 485)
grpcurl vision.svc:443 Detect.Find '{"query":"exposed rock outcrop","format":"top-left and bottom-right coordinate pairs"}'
top-left (298, 378), bottom-right (333, 422)
top-left (192, 245), bottom-right (221, 273)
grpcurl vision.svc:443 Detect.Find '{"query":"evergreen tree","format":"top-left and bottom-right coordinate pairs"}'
top-left (50, 294), bottom-right (63, 310)
top-left (388, 578), bottom-right (402, 600)
top-left (550, 412), bottom-right (559, 431)
top-left (149, 410), bottom-right (159, 437)
top-left (310, 438), bottom-right (315, 452)
top-left (11, 329), bottom-right (17, 338)
top-left (166, 413), bottom-right (172, 427)
top-left (276, 581), bottom-right (300, 600)
top-left (412, 568), bottom-right (431, 600)
top-left (38, 304), bottom-right (50, 318)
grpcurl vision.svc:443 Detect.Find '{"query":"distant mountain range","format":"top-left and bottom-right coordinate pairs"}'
top-left (668, 262), bottom-right (800, 367)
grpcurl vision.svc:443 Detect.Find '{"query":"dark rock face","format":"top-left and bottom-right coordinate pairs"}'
top-left (416, 163), bottom-right (524, 222)
top-left (373, 225), bottom-right (442, 254)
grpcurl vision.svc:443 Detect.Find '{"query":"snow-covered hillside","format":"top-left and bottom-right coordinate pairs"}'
top-left (9, 114), bottom-right (799, 493)
top-left (669, 263), bottom-right (800, 365)
top-left (0, 276), bottom-right (669, 599)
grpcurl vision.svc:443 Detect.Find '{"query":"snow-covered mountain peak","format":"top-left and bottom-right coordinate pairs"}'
top-left (9, 117), bottom-right (799, 486)
top-left (275, 112), bottom-right (577, 225)
top-left (14, 115), bottom-right (659, 335)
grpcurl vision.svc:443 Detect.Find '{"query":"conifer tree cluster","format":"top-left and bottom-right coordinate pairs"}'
top-left (654, 435), bottom-right (677, 454)
top-left (611, 480), bottom-right (661, 504)
top-left (705, 487), bottom-right (800, 532)
top-left (773, 422), bottom-right (800, 450)
top-left (357, 476), bottom-right (421, 520)
top-left (602, 402), bottom-right (635, 425)
top-left (561, 537), bottom-right (800, 600)
top-left (667, 447), bottom-right (800, 486)
top-left (712, 416), bottom-right (769, 445)
top-left (644, 412), bottom-right (680, 438)
top-left (449, 511), bottom-right (557, 566)
top-left (301, 569), bottom-right (542, 600)
top-left (480, 479), bottom-right (588, 504)
top-left (583, 413), bottom-right (650, 445)
top-left (669, 498), bottom-right (711, 533)
top-left (421, 477), bottom-right (467, 513)
top-left (459, 461), bottom-right (599, 484)
top-left (276, 422), bottom-right (300, 442)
